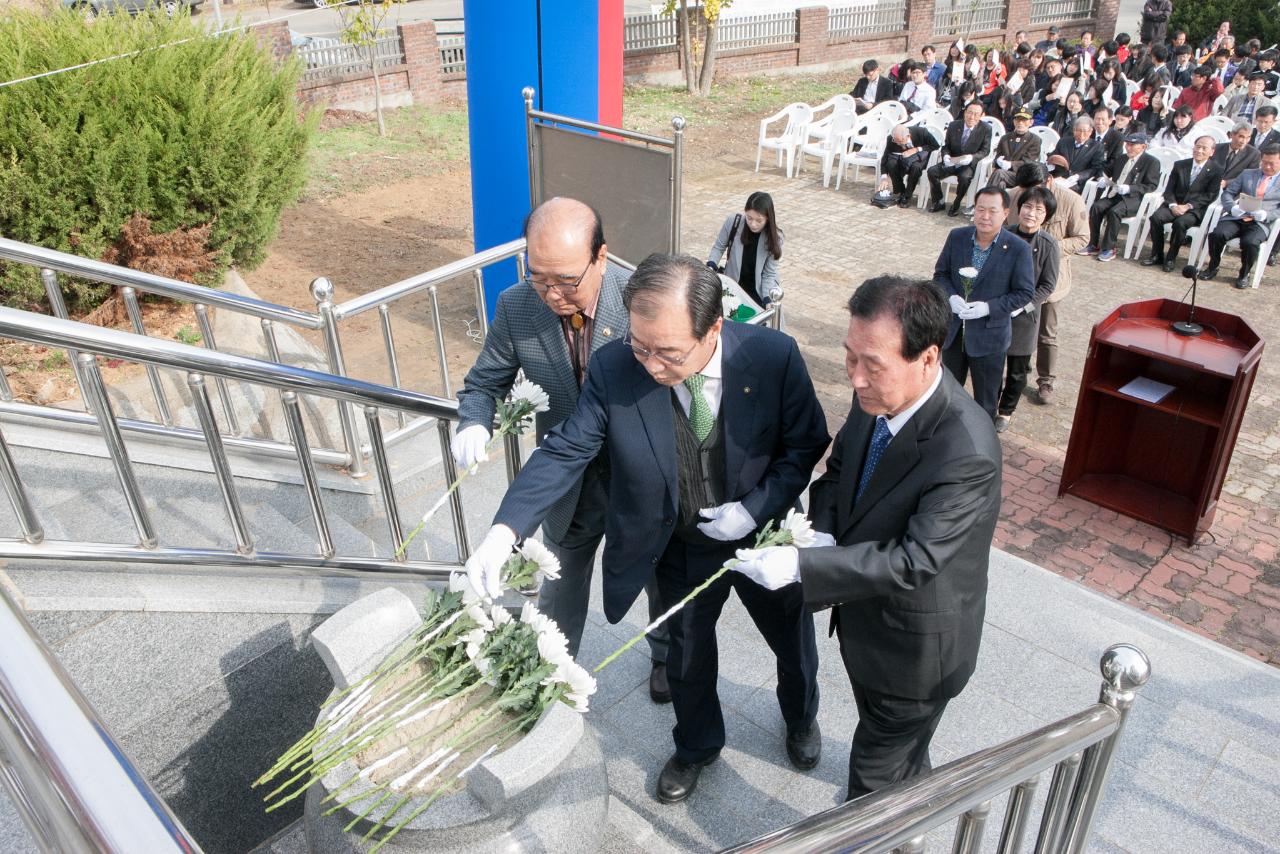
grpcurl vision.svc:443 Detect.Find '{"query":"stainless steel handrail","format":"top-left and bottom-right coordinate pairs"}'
top-left (723, 644), bottom-right (1151, 854)
top-left (0, 584), bottom-right (204, 853)
top-left (0, 237), bottom-right (321, 330)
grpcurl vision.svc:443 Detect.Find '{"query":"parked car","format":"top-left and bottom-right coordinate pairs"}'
top-left (63, 0), bottom-right (203, 16)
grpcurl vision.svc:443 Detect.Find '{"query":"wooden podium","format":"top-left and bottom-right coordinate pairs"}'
top-left (1059, 299), bottom-right (1264, 545)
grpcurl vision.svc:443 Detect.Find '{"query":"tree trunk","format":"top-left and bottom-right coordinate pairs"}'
top-left (697, 17), bottom-right (718, 97)
top-left (368, 43), bottom-right (386, 137)
top-left (678, 0), bottom-right (696, 94)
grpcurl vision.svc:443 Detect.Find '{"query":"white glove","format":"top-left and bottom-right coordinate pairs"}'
top-left (943, 154), bottom-right (953, 166)
top-left (465, 525), bottom-right (517, 600)
top-left (958, 301), bottom-right (991, 320)
top-left (1062, 174), bottom-right (1080, 188)
top-left (732, 546), bottom-right (800, 591)
top-left (811, 531), bottom-right (838, 548)
top-left (955, 154), bottom-right (973, 166)
top-left (948, 294), bottom-right (968, 314)
top-left (1254, 209), bottom-right (1268, 222)
top-left (1116, 184), bottom-right (1130, 196)
top-left (696, 502), bottom-right (757, 541)
top-left (997, 157), bottom-right (1011, 169)
top-left (1231, 204), bottom-right (1245, 218)
top-left (453, 424), bottom-right (491, 471)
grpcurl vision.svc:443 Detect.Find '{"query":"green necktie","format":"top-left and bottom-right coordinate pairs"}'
top-left (683, 373), bottom-right (714, 442)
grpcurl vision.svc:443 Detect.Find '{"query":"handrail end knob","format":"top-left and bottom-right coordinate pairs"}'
top-left (310, 277), bottom-right (334, 304)
top-left (1100, 643), bottom-right (1150, 693)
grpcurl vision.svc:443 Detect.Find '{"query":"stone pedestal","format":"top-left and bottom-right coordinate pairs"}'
top-left (302, 589), bottom-right (608, 853)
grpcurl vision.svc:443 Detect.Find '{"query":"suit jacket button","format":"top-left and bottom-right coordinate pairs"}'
top-left (664, 517), bottom-right (673, 525)
top-left (651, 556), bottom-right (658, 564)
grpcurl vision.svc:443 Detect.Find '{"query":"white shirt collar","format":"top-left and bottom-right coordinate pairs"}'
top-left (883, 366), bottom-right (943, 437)
top-left (698, 330), bottom-right (724, 380)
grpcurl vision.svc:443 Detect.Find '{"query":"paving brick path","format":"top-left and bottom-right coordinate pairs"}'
top-left (680, 145), bottom-right (1280, 666)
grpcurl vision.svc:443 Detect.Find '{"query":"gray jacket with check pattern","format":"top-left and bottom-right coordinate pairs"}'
top-left (456, 262), bottom-right (631, 542)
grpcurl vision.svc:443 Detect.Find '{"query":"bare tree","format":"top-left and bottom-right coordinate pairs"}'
top-left (327, 0), bottom-right (406, 136)
top-left (664, 0), bottom-right (734, 97)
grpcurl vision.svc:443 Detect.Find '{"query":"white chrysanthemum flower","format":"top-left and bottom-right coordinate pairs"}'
top-left (448, 571), bottom-right (482, 604)
top-left (509, 379), bottom-right (551, 415)
top-left (462, 627), bottom-right (488, 647)
top-left (557, 660), bottom-right (597, 712)
top-left (780, 509), bottom-right (816, 548)
top-left (465, 602), bottom-right (494, 631)
top-left (518, 538), bottom-right (561, 580)
top-left (537, 629), bottom-right (571, 667)
top-left (490, 604), bottom-right (513, 627)
top-left (958, 266), bottom-right (979, 280)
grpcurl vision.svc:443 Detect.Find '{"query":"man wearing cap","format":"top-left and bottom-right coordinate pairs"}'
top-left (988, 110), bottom-right (1042, 189)
top-left (1035, 26), bottom-right (1060, 53)
top-left (1225, 73), bottom-right (1269, 124)
top-left (1079, 132), bottom-right (1161, 262)
top-left (1203, 144), bottom-right (1280, 288)
top-left (1172, 66), bottom-right (1224, 122)
top-left (1141, 135), bottom-right (1222, 271)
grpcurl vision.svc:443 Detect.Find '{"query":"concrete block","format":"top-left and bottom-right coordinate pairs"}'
top-left (309, 587), bottom-right (420, 689)
top-left (469, 700), bottom-right (584, 811)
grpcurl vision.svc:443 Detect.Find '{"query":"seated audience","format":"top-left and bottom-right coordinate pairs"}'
top-left (1202, 144), bottom-right (1280, 288)
top-left (1172, 66), bottom-right (1224, 121)
top-left (898, 61), bottom-right (938, 113)
top-left (1093, 107), bottom-right (1125, 167)
top-left (1079, 132), bottom-right (1161, 261)
top-left (1213, 123), bottom-right (1262, 185)
top-left (1253, 106), bottom-right (1280, 150)
top-left (850, 59), bottom-right (899, 113)
top-left (1047, 116), bottom-right (1106, 191)
top-left (1151, 105), bottom-right (1197, 156)
top-left (927, 101), bottom-right (992, 216)
top-left (872, 123), bottom-right (940, 208)
top-left (989, 109), bottom-right (1042, 188)
top-left (1225, 73), bottom-right (1271, 124)
top-left (1141, 135), bottom-right (1222, 271)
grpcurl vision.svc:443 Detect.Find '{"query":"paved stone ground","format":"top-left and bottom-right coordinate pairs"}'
top-left (678, 148), bottom-right (1280, 667)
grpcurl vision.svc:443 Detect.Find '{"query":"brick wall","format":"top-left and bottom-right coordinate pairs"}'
top-left (623, 2), bottom-right (1118, 85)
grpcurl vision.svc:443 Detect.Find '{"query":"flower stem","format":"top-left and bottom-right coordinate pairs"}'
top-left (395, 434), bottom-right (503, 559)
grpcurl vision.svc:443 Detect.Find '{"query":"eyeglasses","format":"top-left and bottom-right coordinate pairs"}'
top-left (624, 333), bottom-right (701, 367)
top-left (523, 259), bottom-right (593, 294)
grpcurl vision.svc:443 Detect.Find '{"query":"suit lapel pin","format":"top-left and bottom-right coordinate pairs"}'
top-left (602, 327), bottom-right (612, 338)
top-left (744, 387), bottom-right (751, 394)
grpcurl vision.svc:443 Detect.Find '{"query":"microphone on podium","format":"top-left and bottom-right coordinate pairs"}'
top-left (1172, 264), bottom-right (1203, 337)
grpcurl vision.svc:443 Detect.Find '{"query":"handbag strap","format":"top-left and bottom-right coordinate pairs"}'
top-left (727, 214), bottom-right (742, 250)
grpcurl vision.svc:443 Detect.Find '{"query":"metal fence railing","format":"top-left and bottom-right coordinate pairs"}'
top-left (438, 34), bottom-right (466, 75)
top-left (298, 34), bottom-right (405, 84)
top-left (934, 0), bottom-right (1008, 36)
top-left (828, 0), bottom-right (909, 40)
top-left (1030, 0), bottom-right (1096, 24)
top-left (718, 11), bottom-right (798, 52)
top-left (623, 12), bottom-right (678, 53)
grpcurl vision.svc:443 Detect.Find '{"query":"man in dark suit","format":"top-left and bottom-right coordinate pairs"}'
top-left (1203, 145), bottom-right (1280, 288)
top-left (732, 275), bottom-right (1002, 800)
top-left (874, 123), bottom-right (940, 207)
top-left (850, 59), bottom-right (899, 114)
top-left (932, 187), bottom-right (1036, 418)
top-left (1080, 132), bottom-right (1162, 262)
top-left (926, 101), bottom-right (992, 216)
top-left (455, 197), bottom-right (671, 701)
top-left (1213, 125), bottom-right (1262, 186)
top-left (1093, 108), bottom-right (1125, 168)
top-left (1142, 136), bottom-right (1223, 270)
top-left (988, 109), bottom-right (1042, 189)
top-left (1047, 116), bottom-right (1106, 192)
top-left (1252, 106), bottom-right (1280, 151)
top-left (465, 254), bottom-right (830, 803)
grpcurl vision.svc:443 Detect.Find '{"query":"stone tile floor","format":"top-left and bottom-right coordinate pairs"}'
top-left (679, 151), bottom-right (1280, 666)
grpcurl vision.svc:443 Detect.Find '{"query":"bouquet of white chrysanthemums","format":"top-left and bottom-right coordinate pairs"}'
top-left (255, 539), bottom-right (593, 852)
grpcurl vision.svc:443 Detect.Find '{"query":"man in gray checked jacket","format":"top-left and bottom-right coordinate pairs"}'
top-left (454, 197), bottom-right (671, 702)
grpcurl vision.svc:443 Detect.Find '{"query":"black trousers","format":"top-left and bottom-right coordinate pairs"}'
top-left (998, 354), bottom-right (1032, 416)
top-left (1147, 205), bottom-right (1202, 262)
top-left (1088, 193), bottom-right (1141, 252)
top-left (885, 155), bottom-right (927, 199)
top-left (942, 337), bottom-right (1004, 418)
top-left (655, 536), bottom-right (819, 764)
top-left (927, 162), bottom-right (977, 208)
top-left (846, 681), bottom-right (949, 800)
top-left (1207, 217), bottom-right (1269, 275)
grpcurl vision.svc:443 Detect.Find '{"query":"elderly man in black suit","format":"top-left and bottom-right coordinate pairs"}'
top-left (988, 109), bottom-right (1042, 189)
top-left (1079, 131), bottom-right (1162, 262)
top-left (1213, 123), bottom-right (1262, 186)
top-left (1142, 135), bottom-right (1223, 271)
top-left (1048, 116), bottom-right (1106, 192)
top-left (1093, 107), bottom-right (1125, 168)
top-left (850, 59), bottom-right (899, 114)
top-left (926, 101), bottom-right (993, 216)
top-left (733, 275), bottom-right (1002, 800)
top-left (873, 123), bottom-right (941, 207)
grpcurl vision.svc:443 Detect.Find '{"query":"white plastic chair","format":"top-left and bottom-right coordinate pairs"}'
top-left (913, 123), bottom-right (956, 209)
top-left (756, 103), bottom-right (813, 178)
top-left (797, 110), bottom-right (859, 187)
top-left (1192, 203), bottom-right (1280, 288)
top-left (805, 94), bottom-right (856, 145)
top-left (1116, 149), bottom-right (1179, 259)
top-left (915, 106), bottom-right (955, 130)
top-left (1028, 126), bottom-right (1060, 164)
top-left (864, 100), bottom-right (908, 127)
top-left (1193, 115), bottom-right (1238, 138)
top-left (1211, 92), bottom-right (1230, 115)
top-left (834, 112), bottom-right (895, 189)
top-left (955, 117), bottom-right (1005, 210)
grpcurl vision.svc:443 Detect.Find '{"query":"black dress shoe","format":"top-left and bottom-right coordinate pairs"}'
top-left (1234, 272), bottom-right (1252, 289)
top-left (897, 194), bottom-right (910, 208)
top-left (947, 204), bottom-right (961, 217)
top-left (1201, 266), bottom-right (1219, 281)
top-left (786, 722), bottom-right (822, 770)
top-left (1140, 255), bottom-right (1162, 267)
top-left (649, 662), bottom-right (671, 704)
top-left (656, 753), bottom-right (718, 804)
top-left (1162, 259), bottom-right (1176, 273)
top-left (927, 201), bottom-right (946, 213)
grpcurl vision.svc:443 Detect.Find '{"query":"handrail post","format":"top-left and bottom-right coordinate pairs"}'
top-left (39, 268), bottom-right (89, 405)
top-left (188, 373), bottom-right (255, 556)
top-left (281, 391), bottom-right (335, 559)
top-left (121, 286), bottom-right (174, 426)
top-left (472, 269), bottom-right (489, 341)
top-left (996, 775), bottom-right (1039, 854)
top-left (311, 277), bottom-right (367, 477)
top-left (0, 424), bottom-right (43, 544)
top-left (377, 305), bottom-right (407, 428)
top-left (671, 115), bottom-right (686, 253)
top-left (427, 285), bottom-right (452, 398)
top-left (436, 419), bottom-right (471, 560)
top-left (77, 354), bottom-right (157, 549)
top-left (1062, 644), bottom-right (1152, 854)
top-left (363, 405), bottom-right (406, 561)
top-left (0, 365), bottom-right (12, 402)
top-left (524, 87), bottom-right (539, 207)
top-left (952, 799), bottom-right (992, 854)
top-left (1033, 751), bottom-right (1083, 854)
top-left (194, 304), bottom-right (242, 437)
top-left (768, 285), bottom-right (784, 331)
